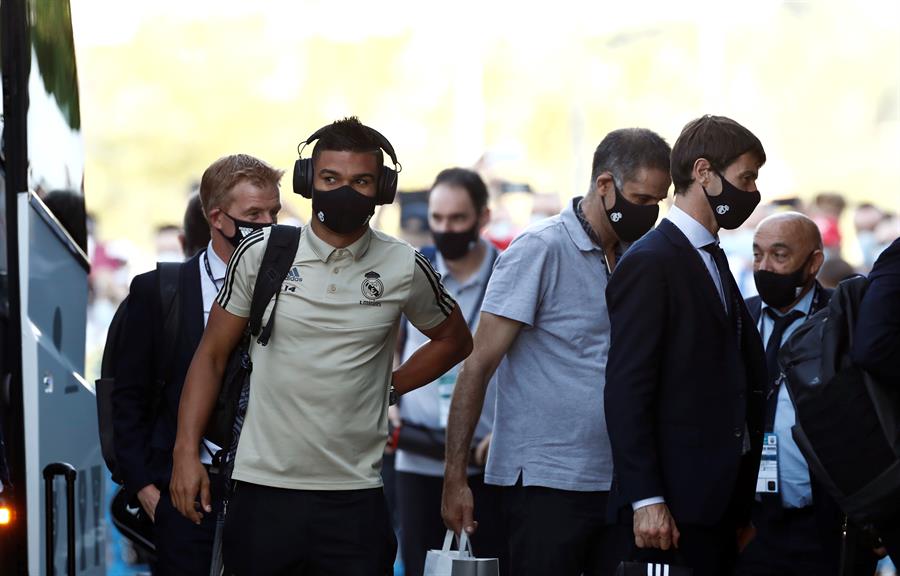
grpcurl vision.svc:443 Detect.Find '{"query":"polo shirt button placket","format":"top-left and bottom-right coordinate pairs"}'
top-left (327, 284), bottom-right (337, 294)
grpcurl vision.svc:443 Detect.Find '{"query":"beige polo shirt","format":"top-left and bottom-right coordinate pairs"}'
top-left (216, 225), bottom-right (455, 490)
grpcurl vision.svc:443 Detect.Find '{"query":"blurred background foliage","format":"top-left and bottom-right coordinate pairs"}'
top-left (72, 0), bottom-right (899, 258)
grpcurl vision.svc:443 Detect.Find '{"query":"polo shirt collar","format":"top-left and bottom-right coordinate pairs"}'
top-left (562, 197), bottom-right (597, 252)
top-left (305, 225), bottom-right (373, 262)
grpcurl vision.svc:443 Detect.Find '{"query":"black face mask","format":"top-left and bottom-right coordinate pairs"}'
top-left (754, 253), bottom-right (815, 309)
top-left (312, 185), bottom-right (376, 234)
top-left (704, 171), bottom-right (761, 230)
top-left (219, 212), bottom-right (272, 248)
top-left (433, 224), bottom-right (480, 261)
top-left (601, 183), bottom-right (659, 242)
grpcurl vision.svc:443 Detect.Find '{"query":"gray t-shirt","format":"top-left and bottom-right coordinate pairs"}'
top-left (482, 199), bottom-right (614, 492)
top-left (396, 240), bottom-right (499, 477)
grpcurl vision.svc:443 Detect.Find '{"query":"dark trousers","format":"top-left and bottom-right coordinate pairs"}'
top-left (501, 480), bottom-right (619, 576)
top-left (223, 481), bottom-right (396, 576)
top-left (736, 504), bottom-right (838, 576)
top-left (153, 486), bottom-right (218, 576)
top-left (396, 471), bottom-right (507, 576)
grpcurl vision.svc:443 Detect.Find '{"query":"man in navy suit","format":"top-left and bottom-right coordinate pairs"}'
top-left (605, 115), bottom-right (768, 576)
top-left (112, 154), bottom-right (283, 575)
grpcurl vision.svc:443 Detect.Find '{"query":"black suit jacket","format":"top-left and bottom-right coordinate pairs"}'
top-left (112, 253), bottom-right (204, 498)
top-left (852, 237), bottom-right (900, 383)
top-left (605, 218), bottom-right (767, 527)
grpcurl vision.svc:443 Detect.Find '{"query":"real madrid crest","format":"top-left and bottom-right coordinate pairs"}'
top-left (361, 271), bottom-right (384, 301)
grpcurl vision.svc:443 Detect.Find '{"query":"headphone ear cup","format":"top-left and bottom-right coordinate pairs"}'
top-left (293, 158), bottom-right (313, 199)
top-left (377, 166), bottom-right (398, 205)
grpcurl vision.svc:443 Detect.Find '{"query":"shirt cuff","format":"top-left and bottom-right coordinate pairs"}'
top-left (632, 497), bottom-right (665, 511)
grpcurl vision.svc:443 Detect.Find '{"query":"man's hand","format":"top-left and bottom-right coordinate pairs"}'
top-left (136, 484), bottom-right (160, 522)
top-left (169, 448), bottom-right (211, 525)
top-left (633, 503), bottom-right (680, 550)
top-left (472, 433), bottom-right (491, 467)
top-left (441, 478), bottom-right (478, 535)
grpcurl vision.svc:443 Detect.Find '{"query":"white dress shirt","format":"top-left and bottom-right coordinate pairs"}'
top-left (199, 241), bottom-right (227, 463)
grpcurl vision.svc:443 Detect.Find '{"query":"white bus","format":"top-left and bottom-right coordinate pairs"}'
top-left (1, 0), bottom-right (106, 574)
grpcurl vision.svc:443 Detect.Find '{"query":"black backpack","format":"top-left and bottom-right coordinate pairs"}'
top-left (205, 224), bottom-right (301, 457)
top-left (780, 275), bottom-right (900, 525)
top-left (96, 262), bottom-right (182, 484)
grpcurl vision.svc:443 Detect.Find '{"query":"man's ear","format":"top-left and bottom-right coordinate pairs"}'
top-left (594, 172), bottom-right (616, 206)
top-left (692, 158), bottom-right (713, 188)
top-left (477, 206), bottom-right (491, 232)
top-left (809, 249), bottom-right (826, 277)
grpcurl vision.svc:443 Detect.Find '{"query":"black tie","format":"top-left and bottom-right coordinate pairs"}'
top-left (702, 242), bottom-right (735, 318)
top-left (763, 308), bottom-right (805, 431)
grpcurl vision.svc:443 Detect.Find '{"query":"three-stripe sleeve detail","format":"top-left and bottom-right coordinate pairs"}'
top-left (217, 229), bottom-right (266, 308)
top-left (414, 251), bottom-right (454, 317)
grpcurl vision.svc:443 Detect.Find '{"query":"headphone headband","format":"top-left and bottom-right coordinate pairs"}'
top-left (298, 125), bottom-right (401, 173)
top-left (293, 122), bottom-right (401, 205)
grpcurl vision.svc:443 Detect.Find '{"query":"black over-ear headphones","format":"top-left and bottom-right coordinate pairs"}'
top-left (292, 125), bottom-right (402, 206)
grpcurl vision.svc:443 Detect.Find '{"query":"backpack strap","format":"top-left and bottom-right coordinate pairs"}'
top-left (156, 261), bottom-right (182, 385)
top-left (248, 225), bottom-right (302, 345)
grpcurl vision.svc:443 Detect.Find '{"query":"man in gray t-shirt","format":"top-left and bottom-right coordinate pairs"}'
top-left (442, 128), bottom-right (672, 576)
top-left (393, 168), bottom-right (506, 576)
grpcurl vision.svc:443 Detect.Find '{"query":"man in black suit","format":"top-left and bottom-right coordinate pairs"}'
top-left (737, 212), bottom-right (878, 575)
top-left (112, 154), bottom-right (282, 575)
top-left (605, 115), bottom-right (768, 576)
top-left (852, 236), bottom-right (900, 559)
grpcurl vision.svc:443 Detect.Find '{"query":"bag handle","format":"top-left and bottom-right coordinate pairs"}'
top-left (440, 529), bottom-right (473, 558)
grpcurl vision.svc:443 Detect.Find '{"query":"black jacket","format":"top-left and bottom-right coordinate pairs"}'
top-left (852, 237), bottom-right (900, 383)
top-left (112, 253), bottom-right (204, 498)
top-left (605, 218), bottom-right (767, 527)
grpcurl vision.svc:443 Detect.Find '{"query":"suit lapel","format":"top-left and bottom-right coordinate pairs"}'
top-left (657, 219), bottom-right (729, 328)
top-left (181, 253), bottom-right (204, 351)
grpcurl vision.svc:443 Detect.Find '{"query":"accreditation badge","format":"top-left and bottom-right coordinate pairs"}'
top-left (756, 432), bottom-right (779, 493)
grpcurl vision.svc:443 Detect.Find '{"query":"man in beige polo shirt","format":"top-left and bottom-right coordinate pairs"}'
top-left (170, 117), bottom-right (472, 576)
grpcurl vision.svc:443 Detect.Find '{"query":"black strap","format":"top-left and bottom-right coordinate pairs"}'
top-left (156, 261), bottom-right (182, 386)
top-left (247, 225), bottom-right (302, 343)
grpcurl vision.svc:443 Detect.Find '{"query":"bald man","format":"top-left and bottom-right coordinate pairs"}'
top-left (737, 212), bottom-right (878, 575)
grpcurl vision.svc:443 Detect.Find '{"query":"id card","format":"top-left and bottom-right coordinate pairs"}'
top-left (756, 433), bottom-right (779, 493)
top-left (437, 370), bottom-right (458, 429)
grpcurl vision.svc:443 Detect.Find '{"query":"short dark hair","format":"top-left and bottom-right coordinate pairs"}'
top-left (182, 192), bottom-right (210, 258)
top-left (590, 128), bottom-right (671, 192)
top-left (430, 168), bottom-right (489, 213)
top-left (670, 115), bottom-right (766, 194)
top-left (311, 116), bottom-right (385, 168)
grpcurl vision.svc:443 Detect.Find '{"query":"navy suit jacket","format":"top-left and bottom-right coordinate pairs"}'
top-left (852, 237), bottom-right (900, 383)
top-left (112, 253), bottom-right (204, 498)
top-left (605, 218), bottom-right (767, 527)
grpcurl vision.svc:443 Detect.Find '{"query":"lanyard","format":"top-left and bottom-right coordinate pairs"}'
top-left (203, 249), bottom-right (221, 290)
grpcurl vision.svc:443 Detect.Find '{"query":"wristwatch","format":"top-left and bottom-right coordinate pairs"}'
top-left (389, 384), bottom-right (399, 406)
